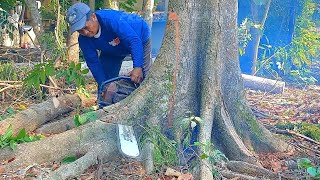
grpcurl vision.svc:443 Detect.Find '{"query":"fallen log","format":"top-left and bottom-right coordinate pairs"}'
top-left (242, 74), bottom-right (285, 94)
top-left (0, 94), bottom-right (81, 135)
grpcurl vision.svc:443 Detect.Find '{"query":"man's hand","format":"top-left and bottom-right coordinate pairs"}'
top-left (130, 67), bottom-right (143, 84)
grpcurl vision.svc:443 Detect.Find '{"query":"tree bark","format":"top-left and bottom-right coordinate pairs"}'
top-left (67, 0), bottom-right (80, 63)
top-left (0, 94), bottom-right (81, 135)
top-left (0, 0), bottom-right (292, 178)
top-left (0, 121), bottom-right (119, 174)
top-left (24, 0), bottom-right (43, 40)
top-left (250, 0), bottom-right (272, 74)
top-left (89, 0), bottom-right (95, 11)
top-left (142, 0), bottom-right (154, 28)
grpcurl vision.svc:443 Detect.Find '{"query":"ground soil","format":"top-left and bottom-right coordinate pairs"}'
top-left (0, 85), bottom-right (319, 179)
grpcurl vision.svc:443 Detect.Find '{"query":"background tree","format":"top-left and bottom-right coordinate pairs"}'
top-left (67, 0), bottom-right (80, 62)
top-left (89, 0), bottom-right (95, 10)
top-left (142, 0), bottom-right (154, 28)
top-left (24, 0), bottom-right (43, 38)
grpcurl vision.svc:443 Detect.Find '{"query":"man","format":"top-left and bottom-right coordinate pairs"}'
top-left (66, 2), bottom-right (152, 88)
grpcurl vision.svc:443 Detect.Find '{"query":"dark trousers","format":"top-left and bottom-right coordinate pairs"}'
top-left (99, 38), bottom-right (152, 82)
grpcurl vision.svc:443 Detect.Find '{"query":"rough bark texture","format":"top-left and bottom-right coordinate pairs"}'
top-left (67, 0), bottom-right (80, 63)
top-left (226, 161), bottom-right (278, 178)
top-left (24, 0), bottom-right (43, 39)
top-left (36, 109), bottom-right (106, 134)
top-left (99, 0), bottom-right (290, 178)
top-left (1, 121), bottom-right (119, 174)
top-left (0, 0), bottom-right (292, 178)
top-left (142, 0), bottom-right (154, 28)
top-left (0, 94), bottom-right (81, 135)
top-left (67, 31), bottom-right (79, 62)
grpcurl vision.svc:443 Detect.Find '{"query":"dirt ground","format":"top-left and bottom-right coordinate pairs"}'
top-left (0, 85), bottom-right (319, 179)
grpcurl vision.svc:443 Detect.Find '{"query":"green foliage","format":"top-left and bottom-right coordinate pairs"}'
top-left (298, 122), bottom-right (320, 141)
top-left (40, 0), bottom-right (69, 20)
top-left (260, 0), bottom-right (320, 84)
top-left (297, 158), bottom-right (320, 178)
top-left (289, 0), bottom-right (320, 71)
top-left (38, 32), bottom-right (63, 59)
top-left (0, 63), bottom-right (18, 81)
top-left (0, 107), bottom-right (15, 121)
top-left (194, 141), bottom-right (228, 163)
top-left (56, 61), bottom-right (89, 88)
top-left (76, 86), bottom-right (91, 98)
top-left (24, 60), bottom-right (89, 90)
top-left (120, 0), bottom-right (137, 12)
top-left (275, 122), bottom-right (320, 141)
top-left (194, 141), bottom-right (228, 176)
top-left (0, 0), bottom-right (17, 11)
top-left (275, 122), bottom-right (296, 130)
top-left (23, 61), bottom-right (55, 89)
top-left (74, 110), bottom-right (98, 127)
top-left (140, 125), bottom-right (178, 170)
top-left (238, 18), bottom-right (262, 56)
top-left (62, 155), bottom-right (77, 164)
top-left (0, 126), bottom-right (44, 150)
top-left (0, 7), bottom-right (17, 41)
top-left (175, 114), bottom-right (202, 148)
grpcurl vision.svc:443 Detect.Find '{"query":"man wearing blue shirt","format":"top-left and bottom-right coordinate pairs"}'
top-left (66, 2), bottom-right (152, 88)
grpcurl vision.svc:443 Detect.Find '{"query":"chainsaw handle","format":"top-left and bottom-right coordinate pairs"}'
top-left (97, 76), bottom-right (132, 108)
top-left (99, 76), bottom-right (131, 92)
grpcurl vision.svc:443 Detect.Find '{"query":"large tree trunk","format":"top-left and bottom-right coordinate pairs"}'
top-left (0, 0), bottom-right (291, 179)
top-left (24, 0), bottom-right (43, 39)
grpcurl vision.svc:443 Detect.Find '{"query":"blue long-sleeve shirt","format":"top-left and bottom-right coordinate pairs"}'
top-left (78, 10), bottom-right (151, 85)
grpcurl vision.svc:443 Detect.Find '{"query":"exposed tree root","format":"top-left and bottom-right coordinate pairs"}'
top-left (221, 170), bottom-right (258, 180)
top-left (45, 141), bottom-right (116, 180)
top-left (0, 121), bottom-right (118, 172)
top-left (36, 116), bottom-right (76, 134)
top-left (36, 109), bottom-right (106, 134)
top-left (0, 94), bottom-right (81, 135)
top-left (226, 161), bottom-right (278, 179)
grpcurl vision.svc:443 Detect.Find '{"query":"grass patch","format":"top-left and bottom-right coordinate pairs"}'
top-left (275, 122), bottom-right (320, 141)
top-left (140, 125), bottom-right (178, 171)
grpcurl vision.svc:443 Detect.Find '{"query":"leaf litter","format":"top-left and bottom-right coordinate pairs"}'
top-left (1, 85), bottom-right (320, 179)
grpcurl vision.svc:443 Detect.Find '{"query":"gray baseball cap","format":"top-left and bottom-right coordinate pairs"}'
top-left (66, 2), bottom-right (91, 33)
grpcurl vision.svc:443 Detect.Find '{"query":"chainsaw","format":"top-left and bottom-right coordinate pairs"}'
top-left (97, 76), bottom-right (132, 108)
top-left (97, 76), bottom-right (140, 159)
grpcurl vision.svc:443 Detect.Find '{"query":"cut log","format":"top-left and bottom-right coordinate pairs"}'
top-left (0, 94), bottom-right (81, 135)
top-left (242, 74), bottom-right (285, 94)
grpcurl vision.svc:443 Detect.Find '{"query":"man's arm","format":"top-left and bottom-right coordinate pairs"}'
top-left (79, 37), bottom-right (106, 86)
top-left (105, 15), bottom-right (145, 83)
